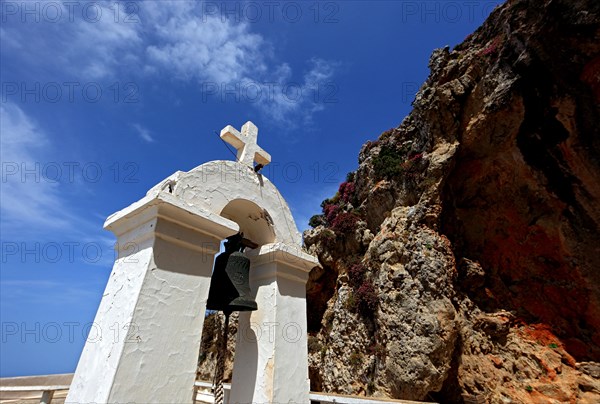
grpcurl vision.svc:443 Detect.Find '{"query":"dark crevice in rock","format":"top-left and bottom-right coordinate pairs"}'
top-left (515, 62), bottom-right (578, 208)
top-left (306, 263), bottom-right (338, 334)
top-left (309, 365), bottom-right (324, 392)
top-left (430, 331), bottom-right (464, 404)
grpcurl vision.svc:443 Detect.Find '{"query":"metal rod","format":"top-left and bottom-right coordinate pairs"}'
top-left (214, 311), bottom-right (230, 404)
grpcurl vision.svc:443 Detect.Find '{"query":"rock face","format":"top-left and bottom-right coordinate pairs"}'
top-left (304, 0), bottom-right (600, 402)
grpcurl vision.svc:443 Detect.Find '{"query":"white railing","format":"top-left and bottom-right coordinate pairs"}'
top-left (193, 382), bottom-right (435, 404)
top-left (0, 376), bottom-right (435, 404)
top-left (309, 392), bottom-right (436, 404)
top-left (0, 385), bottom-right (69, 404)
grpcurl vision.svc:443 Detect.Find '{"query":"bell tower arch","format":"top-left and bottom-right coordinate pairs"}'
top-left (154, 158), bottom-right (303, 247)
top-left (219, 199), bottom-right (276, 246)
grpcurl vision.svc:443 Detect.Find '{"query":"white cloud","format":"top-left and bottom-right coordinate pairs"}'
top-left (1, 1), bottom-right (142, 80)
top-left (132, 123), bottom-right (154, 143)
top-left (140, 4), bottom-right (338, 125)
top-left (257, 58), bottom-right (338, 126)
top-left (0, 103), bottom-right (73, 233)
top-left (141, 6), bottom-right (338, 124)
top-left (0, 103), bottom-right (101, 239)
top-left (1, 1), bottom-right (338, 123)
top-left (68, 3), bottom-right (142, 80)
top-left (144, 3), bottom-right (266, 84)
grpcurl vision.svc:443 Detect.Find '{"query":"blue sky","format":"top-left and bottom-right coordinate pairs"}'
top-left (0, 0), bottom-right (502, 377)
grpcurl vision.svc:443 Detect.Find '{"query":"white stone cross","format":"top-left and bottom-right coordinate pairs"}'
top-left (220, 121), bottom-right (271, 168)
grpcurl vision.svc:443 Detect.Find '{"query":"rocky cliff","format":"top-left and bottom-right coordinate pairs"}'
top-left (304, 0), bottom-right (600, 402)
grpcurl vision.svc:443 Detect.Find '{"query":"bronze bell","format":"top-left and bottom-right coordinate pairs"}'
top-left (206, 234), bottom-right (258, 313)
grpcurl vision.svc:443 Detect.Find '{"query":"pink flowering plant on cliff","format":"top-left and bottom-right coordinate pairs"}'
top-left (338, 181), bottom-right (356, 203)
top-left (309, 172), bottom-right (362, 235)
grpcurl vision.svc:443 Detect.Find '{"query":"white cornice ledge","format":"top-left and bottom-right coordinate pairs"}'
top-left (103, 191), bottom-right (240, 240)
